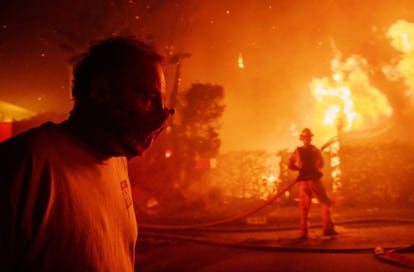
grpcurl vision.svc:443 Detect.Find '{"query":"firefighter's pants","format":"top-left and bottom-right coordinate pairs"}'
top-left (299, 180), bottom-right (334, 236)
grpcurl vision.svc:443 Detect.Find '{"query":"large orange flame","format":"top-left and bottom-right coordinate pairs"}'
top-left (310, 54), bottom-right (392, 141)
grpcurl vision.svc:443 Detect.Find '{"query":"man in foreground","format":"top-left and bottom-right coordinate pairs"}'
top-left (0, 37), bottom-right (173, 271)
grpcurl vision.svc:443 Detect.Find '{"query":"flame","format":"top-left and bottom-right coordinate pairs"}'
top-left (386, 20), bottom-right (414, 93)
top-left (310, 55), bottom-right (392, 137)
top-left (328, 140), bottom-right (342, 191)
top-left (387, 20), bottom-right (414, 54)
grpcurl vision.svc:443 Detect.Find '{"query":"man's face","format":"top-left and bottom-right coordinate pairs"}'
top-left (107, 61), bottom-right (170, 158)
top-left (300, 135), bottom-right (312, 146)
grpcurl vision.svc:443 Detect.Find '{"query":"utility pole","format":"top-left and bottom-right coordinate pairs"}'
top-left (167, 53), bottom-right (191, 110)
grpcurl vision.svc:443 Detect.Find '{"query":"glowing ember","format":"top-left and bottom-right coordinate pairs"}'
top-left (262, 173), bottom-right (277, 183)
top-left (164, 149), bottom-right (173, 158)
top-left (238, 53), bottom-right (245, 69)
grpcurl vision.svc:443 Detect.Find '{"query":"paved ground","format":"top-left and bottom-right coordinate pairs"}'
top-left (135, 206), bottom-right (414, 271)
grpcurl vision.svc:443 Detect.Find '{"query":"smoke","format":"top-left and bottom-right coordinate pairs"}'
top-left (171, 1), bottom-right (414, 152)
top-left (177, 1), bottom-right (335, 152)
top-left (2, 0), bottom-right (414, 151)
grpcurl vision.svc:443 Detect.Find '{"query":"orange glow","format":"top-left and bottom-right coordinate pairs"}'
top-left (238, 53), bottom-right (245, 69)
top-left (164, 149), bottom-right (173, 158)
top-left (146, 197), bottom-right (159, 209)
top-left (0, 101), bottom-right (37, 122)
top-left (263, 174), bottom-right (277, 183)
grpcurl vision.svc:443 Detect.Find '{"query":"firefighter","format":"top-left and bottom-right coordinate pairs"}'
top-left (288, 128), bottom-right (338, 239)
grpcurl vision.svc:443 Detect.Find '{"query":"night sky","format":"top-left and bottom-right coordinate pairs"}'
top-left (1, 0), bottom-right (414, 152)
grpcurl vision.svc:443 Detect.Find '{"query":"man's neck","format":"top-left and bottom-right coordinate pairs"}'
top-left (64, 114), bottom-right (123, 158)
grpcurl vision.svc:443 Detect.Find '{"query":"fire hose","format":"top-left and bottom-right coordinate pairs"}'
top-left (374, 245), bottom-right (414, 269)
top-left (140, 179), bottom-right (297, 230)
top-left (139, 182), bottom-right (414, 269)
top-left (139, 194), bottom-right (414, 268)
top-left (140, 222), bottom-right (414, 269)
top-left (139, 185), bottom-right (414, 270)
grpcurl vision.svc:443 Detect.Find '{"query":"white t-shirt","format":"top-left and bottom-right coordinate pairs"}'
top-left (0, 122), bottom-right (138, 271)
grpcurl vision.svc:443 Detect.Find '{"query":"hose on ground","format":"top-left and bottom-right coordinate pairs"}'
top-left (140, 180), bottom-right (297, 230)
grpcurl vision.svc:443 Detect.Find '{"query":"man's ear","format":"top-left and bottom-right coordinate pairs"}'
top-left (88, 78), bottom-right (111, 104)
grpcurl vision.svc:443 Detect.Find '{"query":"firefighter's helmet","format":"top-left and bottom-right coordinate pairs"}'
top-left (300, 128), bottom-right (314, 139)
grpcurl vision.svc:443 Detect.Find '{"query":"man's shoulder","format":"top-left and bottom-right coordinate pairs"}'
top-left (310, 144), bottom-right (319, 149)
top-left (0, 122), bottom-right (68, 171)
top-left (0, 122), bottom-right (65, 151)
